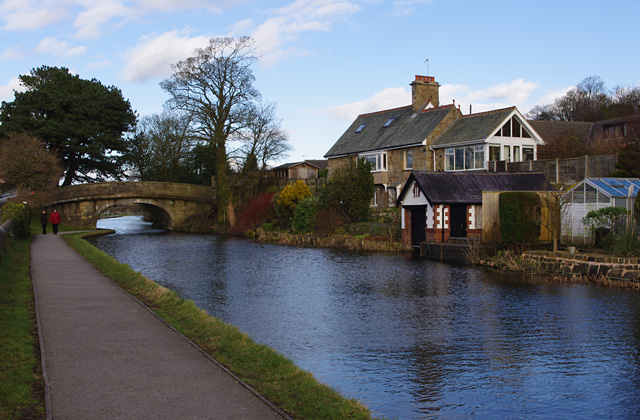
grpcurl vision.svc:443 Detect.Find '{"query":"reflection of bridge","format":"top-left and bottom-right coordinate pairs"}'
top-left (48, 182), bottom-right (215, 231)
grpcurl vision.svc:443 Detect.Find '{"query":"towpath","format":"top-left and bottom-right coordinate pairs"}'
top-left (31, 232), bottom-right (287, 420)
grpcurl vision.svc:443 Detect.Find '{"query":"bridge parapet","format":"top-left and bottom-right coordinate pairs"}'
top-left (51, 181), bottom-right (214, 204)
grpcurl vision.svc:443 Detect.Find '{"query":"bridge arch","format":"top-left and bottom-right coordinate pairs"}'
top-left (94, 199), bottom-right (175, 230)
top-left (48, 181), bottom-right (215, 232)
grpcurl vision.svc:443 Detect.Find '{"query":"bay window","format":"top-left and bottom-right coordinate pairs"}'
top-left (444, 145), bottom-right (485, 171)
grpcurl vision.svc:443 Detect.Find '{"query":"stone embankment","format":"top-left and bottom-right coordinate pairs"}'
top-left (255, 230), bottom-right (408, 253)
top-left (522, 250), bottom-right (640, 282)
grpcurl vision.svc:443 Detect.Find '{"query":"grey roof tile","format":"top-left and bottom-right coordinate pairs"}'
top-left (430, 107), bottom-right (516, 148)
top-left (325, 105), bottom-right (458, 157)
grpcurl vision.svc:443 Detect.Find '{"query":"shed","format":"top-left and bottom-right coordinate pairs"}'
top-left (396, 171), bottom-right (551, 247)
top-left (562, 178), bottom-right (640, 244)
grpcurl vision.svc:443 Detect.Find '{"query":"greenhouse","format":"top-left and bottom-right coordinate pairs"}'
top-left (562, 178), bottom-right (640, 244)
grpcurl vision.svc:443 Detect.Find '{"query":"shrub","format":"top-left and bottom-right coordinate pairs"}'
top-left (499, 192), bottom-right (541, 244)
top-left (0, 202), bottom-right (32, 238)
top-left (313, 208), bottom-right (342, 236)
top-left (292, 196), bottom-right (320, 233)
top-left (322, 158), bottom-right (374, 223)
top-left (583, 206), bottom-right (628, 235)
top-left (276, 180), bottom-right (312, 212)
top-left (231, 192), bottom-right (276, 234)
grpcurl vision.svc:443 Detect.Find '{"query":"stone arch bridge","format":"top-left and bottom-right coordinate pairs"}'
top-left (48, 181), bottom-right (215, 231)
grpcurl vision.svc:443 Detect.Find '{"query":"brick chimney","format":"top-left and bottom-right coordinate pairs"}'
top-left (411, 75), bottom-right (440, 112)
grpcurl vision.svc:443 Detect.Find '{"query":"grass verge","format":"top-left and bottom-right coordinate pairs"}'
top-left (0, 237), bottom-right (44, 420)
top-left (64, 232), bottom-right (376, 420)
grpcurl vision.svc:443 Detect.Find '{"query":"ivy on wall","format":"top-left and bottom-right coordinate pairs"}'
top-left (499, 192), bottom-right (541, 244)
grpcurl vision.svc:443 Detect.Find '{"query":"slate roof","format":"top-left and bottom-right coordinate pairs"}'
top-left (527, 120), bottom-right (593, 144)
top-left (397, 171), bottom-right (552, 206)
top-left (430, 107), bottom-right (516, 148)
top-left (272, 159), bottom-right (328, 170)
top-left (324, 105), bottom-right (458, 157)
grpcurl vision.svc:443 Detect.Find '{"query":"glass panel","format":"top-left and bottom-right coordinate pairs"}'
top-left (585, 184), bottom-right (597, 203)
top-left (598, 191), bottom-right (610, 203)
top-left (502, 120), bottom-right (511, 137)
top-left (405, 150), bottom-right (413, 169)
top-left (465, 147), bottom-right (474, 170)
top-left (475, 145), bottom-right (484, 169)
top-left (512, 118), bottom-right (521, 137)
top-left (504, 145), bottom-right (510, 162)
top-left (383, 117), bottom-right (394, 127)
top-left (489, 145), bottom-right (501, 161)
top-left (523, 147), bottom-right (534, 161)
top-left (355, 123), bottom-right (365, 133)
top-left (455, 148), bottom-right (464, 170)
top-left (513, 146), bottom-right (520, 162)
top-left (366, 155), bottom-right (377, 170)
top-left (522, 128), bottom-right (531, 138)
top-left (382, 153), bottom-right (387, 170)
top-left (446, 148), bottom-right (454, 171)
top-left (573, 184), bottom-right (584, 203)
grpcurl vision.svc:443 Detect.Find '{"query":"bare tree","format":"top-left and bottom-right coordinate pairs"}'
top-left (129, 110), bottom-right (194, 182)
top-left (233, 101), bottom-right (291, 176)
top-left (161, 37), bottom-right (260, 227)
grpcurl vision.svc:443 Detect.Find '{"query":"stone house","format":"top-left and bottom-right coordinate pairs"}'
top-left (396, 171), bottom-right (551, 248)
top-left (324, 76), bottom-right (462, 207)
top-left (429, 107), bottom-right (543, 171)
top-left (272, 160), bottom-right (328, 180)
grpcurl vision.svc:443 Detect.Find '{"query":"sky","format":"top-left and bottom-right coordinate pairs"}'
top-left (1, 0), bottom-right (639, 166)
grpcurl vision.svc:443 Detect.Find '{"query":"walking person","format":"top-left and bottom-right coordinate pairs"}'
top-left (41, 210), bottom-right (48, 235)
top-left (49, 209), bottom-right (61, 235)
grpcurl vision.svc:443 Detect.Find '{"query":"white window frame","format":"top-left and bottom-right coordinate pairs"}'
top-left (444, 145), bottom-right (485, 171)
top-left (361, 152), bottom-right (388, 172)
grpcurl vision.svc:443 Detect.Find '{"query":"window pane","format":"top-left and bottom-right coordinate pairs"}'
top-left (512, 118), bottom-right (521, 137)
top-left (455, 148), bottom-right (464, 170)
top-left (366, 155), bottom-right (376, 170)
top-left (585, 184), bottom-right (597, 203)
top-left (502, 120), bottom-right (511, 137)
top-left (513, 146), bottom-right (520, 162)
top-left (489, 145), bottom-right (501, 161)
top-left (522, 128), bottom-right (532, 138)
top-left (465, 147), bottom-right (474, 170)
top-left (445, 148), bottom-right (454, 170)
top-left (574, 185), bottom-right (584, 203)
top-left (405, 150), bottom-right (413, 169)
top-left (504, 145), bottom-right (510, 162)
top-left (382, 153), bottom-right (387, 170)
top-left (475, 145), bottom-right (485, 169)
top-left (598, 191), bottom-right (610, 203)
top-left (523, 147), bottom-right (534, 161)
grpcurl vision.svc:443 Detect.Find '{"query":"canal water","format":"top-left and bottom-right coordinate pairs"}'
top-left (91, 216), bottom-right (640, 420)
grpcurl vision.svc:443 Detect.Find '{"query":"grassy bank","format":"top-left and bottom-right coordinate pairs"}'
top-left (64, 232), bottom-right (376, 420)
top-left (0, 237), bottom-right (44, 420)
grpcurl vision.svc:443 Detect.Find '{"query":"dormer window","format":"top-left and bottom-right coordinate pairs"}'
top-left (355, 123), bottom-right (366, 133)
top-left (383, 117), bottom-right (395, 128)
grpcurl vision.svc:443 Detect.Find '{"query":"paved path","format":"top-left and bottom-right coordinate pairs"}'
top-left (31, 233), bottom-right (287, 420)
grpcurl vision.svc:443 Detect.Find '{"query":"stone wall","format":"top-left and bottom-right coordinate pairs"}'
top-left (522, 250), bottom-right (640, 281)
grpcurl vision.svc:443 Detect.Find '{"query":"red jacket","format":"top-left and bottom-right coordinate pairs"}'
top-left (49, 211), bottom-right (61, 224)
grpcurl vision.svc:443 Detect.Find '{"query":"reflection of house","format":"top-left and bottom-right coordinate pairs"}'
top-left (430, 107), bottom-right (543, 171)
top-left (562, 178), bottom-right (640, 244)
top-left (325, 76), bottom-right (462, 206)
top-left (272, 160), bottom-right (328, 180)
top-left (396, 171), bottom-right (550, 248)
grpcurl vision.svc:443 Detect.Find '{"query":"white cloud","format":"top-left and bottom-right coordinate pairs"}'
top-left (72, 1), bottom-right (134, 39)
top-left (2, 46), bottom-right (25, 61)
top-left (252, 0), bottom-right (360, 67)
top-left (0, 76), bottom-right (23, 102)
top-left (35, 37), bottom-right (86, 57)
top-left (322, 78), bottom-right (544, 121)
top-left (120, 30), bottom-right (210, 83)
top-left (0, 0), bottom-right (67, 31)
top-left (321, 87), bottom-right (409, 120)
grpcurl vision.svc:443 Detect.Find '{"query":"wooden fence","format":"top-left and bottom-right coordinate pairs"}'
top-left (487, 154), bottom-right (618, 184)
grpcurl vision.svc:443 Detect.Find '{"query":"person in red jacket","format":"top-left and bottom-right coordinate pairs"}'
top-left (49, 209), bottom-right (61, 234)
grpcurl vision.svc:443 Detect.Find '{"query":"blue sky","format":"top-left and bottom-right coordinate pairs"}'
top-left (1, 0), bottom-right (639, 166)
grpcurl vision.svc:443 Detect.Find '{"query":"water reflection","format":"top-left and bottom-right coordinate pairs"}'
top-left (92, 216), bottom-right (640, 419)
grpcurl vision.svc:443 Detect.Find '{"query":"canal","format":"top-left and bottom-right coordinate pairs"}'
top-left (91, 216), bottom-right (640, 419)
